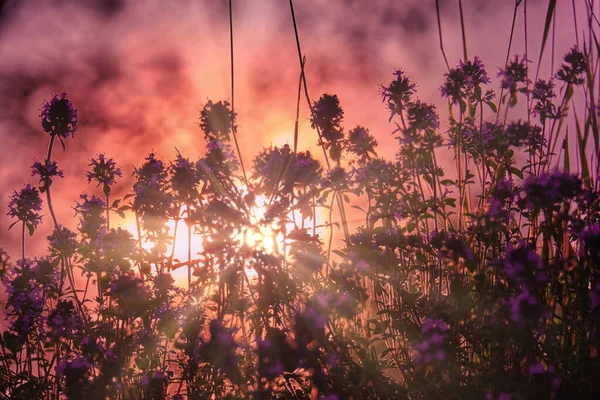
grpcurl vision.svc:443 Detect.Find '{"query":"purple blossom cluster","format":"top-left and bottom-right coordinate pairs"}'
top-left (498, 55), bottom-right (530, 92)
top-left (500, 241), bottom-right (547, 288)
top-left (47, 225), bottom-right (78, 258)
top-left (380, 69), bottom-right (416, 119)
top-left (521, 170), bottom-right (582, 211)
top-left (2, 258), bottom-right (51, 335)
top-left (532, 79), bottom-right (559, 122)
top-left (74, 193), bottom-right (107, 240)
top-left (7, 184), bottom-right (43, 233)
top-left (199, 100), bottom-right (236, 142)
top-left (40, 92), bottom-right (78, 139)
top-left (86, 153), bottom-right (122, 195)
top-left (170, 154), bottom-right (200, 202)
top-left (311, 94), bottom-right (345, 161)
top-left (414, 317), bottom-right (449, 365)
top-left (47, 300), bottom-right (82, 340)
top-left (557, 46), bottom-right (587, 85)
top-left (440, 56), bottom-right (491, 103)
top-left (31, 159), bottom-right (64, 192)
top-left (132, 153), bottom-right (173, 233)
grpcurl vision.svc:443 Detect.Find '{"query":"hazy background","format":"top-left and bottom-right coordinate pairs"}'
top-left (0, 0), bottom-right (585, 257)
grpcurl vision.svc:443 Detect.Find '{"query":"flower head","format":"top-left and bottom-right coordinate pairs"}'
top-left (86, 154), bottom-right (122, 196)
top-left (170, 153), bottom-right (200, 201)
top-left (347, 126), bottom-right (378, 163)
top-left (199, 100), bottom-right (236, 142)
top-left (532, 79), bottom-right (559, 122)
top-left (460, 56), bottom-right (491, 87)
top-left (8, 184), bottom-right (43, 233)
top-left (415, 317), bottom-right (449, 366)
top-left (440, 56), bottom-right (490, 103)
top-left (311, 94), bottom-right (345, 152)
top-left (498, 55), bottom-right (531, 92)
top-left (521, 170), bottom-right (582, 211)
top-left (47, 225), bottom-right (78, 258)
top-left (380, 69), bottom-right (416, 119)
top-left (557, 46), bottom-right (587, 85)
top-left (32, 159), bottom-right (64, 193)
top-left (40, 92), bottom-right (78, 139)
top-left (74, 194), bottom-right (106, 240)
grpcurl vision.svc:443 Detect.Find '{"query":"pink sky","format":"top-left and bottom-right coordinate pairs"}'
top-left (0, 0), bottom-right (586, 257)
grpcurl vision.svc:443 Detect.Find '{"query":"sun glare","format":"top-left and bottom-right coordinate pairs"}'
top-left (117, 195), bottom-right (296, 286)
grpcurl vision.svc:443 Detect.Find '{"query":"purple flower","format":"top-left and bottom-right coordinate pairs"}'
top-left (31, 159), bottom-right (64, 193)
top-left (40, 92), bottom-right (78, 139)
top-left (110, 272), bottom-right (149, 315)
top-left (203, 138), bottom-right (240, 174)
top-left (439, 234), bottom-right (474, 264)
top-left (321, 166), bottom-right (348, 192)
top-left (74, 194), bottom-right (106, 240)
top-left (47, 225), bottom-right (78, 258)
top-left (504, 121), bottom-right (543, 149)
top-left (459, 56), bottom-right (491, 87)
top-left (133, 153), bottom-right (173, 233)
top-left (347, 126), bottom-right (378, 162)
top-left (289, 151), bottom-right (322, 187)
top-left (579, 224), bottom-right (600, 260)
top-left (200, 319), bottom-right (241, 383)
top-left (501, 241), bottom-right (546, 288)
top-left (498, 55), bottom-right (531, 92)
top-left (47, 300), bottom-right (81, 340)
top-left (170, 153), bottom-right (200, 201)
top-left (508, 291), bottom-right (550, 327)
top-left (311, 94), bottom-right (345, 154)
top-left (440, 67), bottom-right (466, 103)
top-left (2, 259), bottom-right (47, 334)
top-left (258, 327), bottom-right (297, 380)
top-left (252, 144), bottom-right (293, 193)
top-left (532, 79), bottom-right (559, 122)
top-left (7, 184), bottom-right (43, 233)
top-left (199, 100), bottom-right (236, 142)
top-left (557, 46), bottom-right (587, 85)
top-left (440, 57), bottom-right (490, 103)
top-left (406, 101), bottom-right (439, 132)
top-left (415, 317), bottom-right (449, 366)
top-left (380, 69), bottom-right (416, 119)
top-left (97, 228), bottom-right (135, 271)
top-left (521, 170), bottom-right (581, 210)
top-left (86, 153), bottom-right (122, 194)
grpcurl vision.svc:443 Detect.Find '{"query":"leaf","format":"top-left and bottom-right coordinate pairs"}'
top-left (474, 85), bottom-right (482, 101)
top-left (3, 331), bottom-right (24, 354)
top-left (486, 101), bottom-right (497, 113)
top-left (379, 347), bottom-right (395, 360)
top-left (574, 102), bottom-right (590, 180)
top-left (562, 135), bottom-right (570, 172)
top-left (535, 0), bottom-right (556, 77)
top-left (135, 357), bottom-right (149, 370)
top-left (460, 99), bottom-right (467, 114)
top-left (351, 205), bottom-right (366, 213)
top-left (509, 166), bottom-right (524, 180)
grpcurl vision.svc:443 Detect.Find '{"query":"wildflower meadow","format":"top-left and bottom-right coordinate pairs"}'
top-left (1, 1), bottom-right (600, 399)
